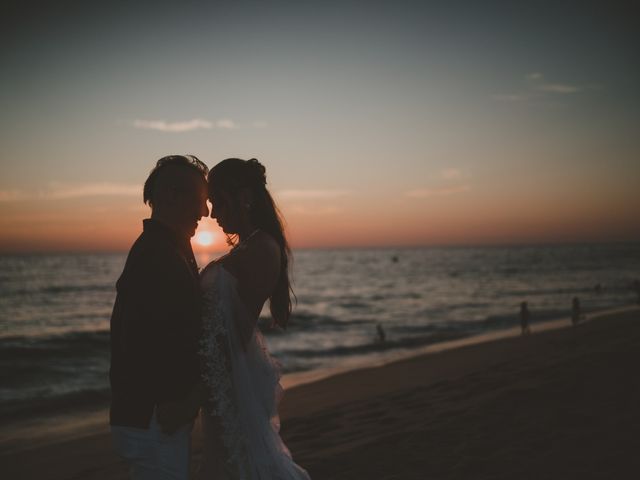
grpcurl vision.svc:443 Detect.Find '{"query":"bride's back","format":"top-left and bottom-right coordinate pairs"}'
top-left (220, 231), bottom-right (281, 321)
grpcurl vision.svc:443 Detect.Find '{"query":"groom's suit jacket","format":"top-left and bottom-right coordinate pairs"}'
top-left (109, 218), bottom-right (202, 428)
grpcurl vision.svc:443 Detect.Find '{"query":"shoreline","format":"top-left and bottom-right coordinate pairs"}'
top-left (1, 304), bottom-right (634, 456)
top-left (285, 303), bottom-right (635, 389)
top-left (3, 305), bottom-right (639, 479)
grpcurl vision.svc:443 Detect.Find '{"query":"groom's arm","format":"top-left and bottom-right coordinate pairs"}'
top-left (140, 248), bottom-right (202, 431)
top-left (111, 235), bottom-right (201, 429)
top-left (144, 252), bottom-right (201, 402)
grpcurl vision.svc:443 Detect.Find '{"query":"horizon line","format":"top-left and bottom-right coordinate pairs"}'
top-left (1, 239), bottom-right (639, 256)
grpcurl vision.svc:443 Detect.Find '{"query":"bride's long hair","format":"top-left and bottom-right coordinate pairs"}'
top-left (208, 158), bottom-right (294, 329)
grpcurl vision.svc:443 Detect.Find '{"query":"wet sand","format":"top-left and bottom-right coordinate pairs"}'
top-left (3, 306), bottom-right (639, 479)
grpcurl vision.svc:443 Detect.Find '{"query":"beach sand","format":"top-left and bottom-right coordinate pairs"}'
top-left (3, 307), bottom-right (639, 479)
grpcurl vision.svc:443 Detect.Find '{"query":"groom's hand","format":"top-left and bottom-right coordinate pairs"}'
top-left (156, 400), bottom-right (187, 434)
top-left (157, 387), bottom-right (201, 434)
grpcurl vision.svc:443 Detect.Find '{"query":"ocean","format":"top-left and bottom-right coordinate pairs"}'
top-left (1, 244), bottom-right (639, 423)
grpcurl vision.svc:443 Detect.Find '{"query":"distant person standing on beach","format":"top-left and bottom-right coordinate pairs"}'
top-left (376, 323), bottom-right (386, 343)
top-left (109, 156), bottom-right (209, 480)
top-left (520, 301), bottom-right (531, 335)
top-left (571, 297), bottom-right (582, 326)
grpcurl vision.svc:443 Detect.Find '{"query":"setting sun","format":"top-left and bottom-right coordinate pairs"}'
top-left (194, 231), bottom-right (215, 247)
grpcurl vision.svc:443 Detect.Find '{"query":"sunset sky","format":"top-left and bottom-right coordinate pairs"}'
top-left (1, 0), bottom-right (638, 252)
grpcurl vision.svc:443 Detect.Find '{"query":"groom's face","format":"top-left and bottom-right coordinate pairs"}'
top-left (170, 176), bottom-right (209, 238)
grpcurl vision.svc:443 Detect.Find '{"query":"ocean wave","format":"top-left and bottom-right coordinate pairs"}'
top-left (500, 286), bottom-right (595, 297)
top-left (369, 291), bottom-right (422, 301)
top-left (265, 312), bottom-right (371, 331)
top-left (393, 307), bottom-right (573, 334)
top-left (338, 301), bottom-right (371, 310)
top-left (0, 387), bottom-right (111, 422)
top-left (279, 330), bottom-right (470, 359)
top-left (2, 283), bottom-right (114, 297)
top-left (0, 330), bottom-right (110, 360)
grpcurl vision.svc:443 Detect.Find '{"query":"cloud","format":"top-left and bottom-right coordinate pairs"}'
top-left (47, 182), bottom-right (140, 199)
top-left (440, 168), bottom-right (465, 180)
top-left (528, 72), bottom-right (583, 94)
top-left (133, 118), bottom-right (213, 132)
top-left (493, 73), bottom-right (590, 103)
top-left (535, 83), bottom-right (581, 94)
top-left (215, 119), bottom-right (237, 129)
top-left (0, 183), bottom-right (141, 202)
top-left (277, 189), bottom-right (351, 199)
top-left (0, 189), bottom-right (29, 202)
top-left (6, 183), bottom-right (351, 204)
top-left (405, 185), bottom-right (470, 198)
top-left (287, 206), bottom-right (342, 215)
top-left (491, 93), bottom-right (529, 102)
top-left (132, 118), bottom-right (238, 132)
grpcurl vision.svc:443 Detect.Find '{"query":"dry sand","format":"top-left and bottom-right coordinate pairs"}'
top-left (3, 307), bottom-right (639, 479)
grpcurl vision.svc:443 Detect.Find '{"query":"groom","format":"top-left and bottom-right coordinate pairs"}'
top-left (109, 155), bottom-right (209, 479)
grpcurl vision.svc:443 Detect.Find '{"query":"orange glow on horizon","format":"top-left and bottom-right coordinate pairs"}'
top-left (1, 191), bottom-right (639, 253)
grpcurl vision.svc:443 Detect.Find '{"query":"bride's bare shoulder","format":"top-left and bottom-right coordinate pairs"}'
top-left (225, 231), bottom-right (280, 284)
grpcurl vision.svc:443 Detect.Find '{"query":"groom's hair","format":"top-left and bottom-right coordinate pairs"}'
top-left (143, 155), bottom-right (209, 208)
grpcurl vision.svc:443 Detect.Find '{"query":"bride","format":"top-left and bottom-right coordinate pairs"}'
top-left (197, 158), bottom-right (311, 479)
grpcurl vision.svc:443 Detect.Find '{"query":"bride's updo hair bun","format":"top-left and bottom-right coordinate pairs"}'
top-left (209, 157), bottom-right (266, 191)
top-left (246, 158), bottom-right (267, 187)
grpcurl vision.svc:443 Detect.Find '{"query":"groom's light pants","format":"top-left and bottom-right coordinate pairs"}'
top-left (111, 412), bottom-right (193, 480)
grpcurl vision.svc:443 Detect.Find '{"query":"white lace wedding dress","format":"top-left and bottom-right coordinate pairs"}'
top-left (198, 263), bottom-right (311, 480)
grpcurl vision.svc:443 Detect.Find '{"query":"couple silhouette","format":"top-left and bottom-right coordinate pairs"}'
top-left (109, 156), bottom-right (310, 479)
